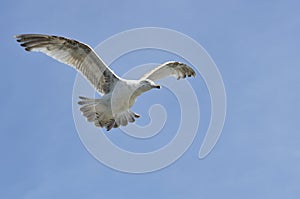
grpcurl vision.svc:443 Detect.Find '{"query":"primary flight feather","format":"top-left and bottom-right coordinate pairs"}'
top-left (15, 34), bottom-right (196, 131)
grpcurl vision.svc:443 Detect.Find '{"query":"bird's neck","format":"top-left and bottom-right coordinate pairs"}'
top-left (129, 86), bottom-right (143, 101)
top-left (128, 83), bottom-right (150, 107)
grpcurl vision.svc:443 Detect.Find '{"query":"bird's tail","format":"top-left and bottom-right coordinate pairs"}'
top-left (78, 96), bottom-right (107, 123)
top-left (78, 96), bottom-right (141, 131)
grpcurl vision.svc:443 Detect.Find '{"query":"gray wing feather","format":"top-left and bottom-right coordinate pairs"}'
top-left (140, 61), bottom-right (196, 81)
top-left (15, 34), bottom-right (119, 94)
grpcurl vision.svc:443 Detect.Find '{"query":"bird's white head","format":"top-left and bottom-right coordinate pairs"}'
top-left (139, 79), bottom-right (161, 92)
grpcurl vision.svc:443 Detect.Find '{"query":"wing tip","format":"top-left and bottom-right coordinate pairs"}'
top-left (14, 35), bottom-right (31, 51)
top-left (14, 34), bottom-right (24, 39)
top-left (14, 34), bottom-right (22, 42)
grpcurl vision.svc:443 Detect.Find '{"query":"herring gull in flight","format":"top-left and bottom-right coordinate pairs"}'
top-left (15, 34), bottom-right (196, 131)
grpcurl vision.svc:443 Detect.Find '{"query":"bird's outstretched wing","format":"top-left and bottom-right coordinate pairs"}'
top-left (15, 34), bottom-right (119, 94)
top-left (140, 61), bottom-right (196, 81)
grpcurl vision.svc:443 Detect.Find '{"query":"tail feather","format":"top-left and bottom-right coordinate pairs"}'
top-left (78, 96), bottom-right (140, 131)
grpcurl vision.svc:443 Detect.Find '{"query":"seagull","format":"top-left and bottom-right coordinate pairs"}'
top-left (15, 34), bottom-right (196, 131)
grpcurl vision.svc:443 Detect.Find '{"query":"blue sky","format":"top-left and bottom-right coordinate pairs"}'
top-left (1, 0), bottom-right (300, 198)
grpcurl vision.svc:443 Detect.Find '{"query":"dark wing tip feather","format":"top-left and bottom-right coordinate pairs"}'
top-left (174, 62), bottom-right (196, 80)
